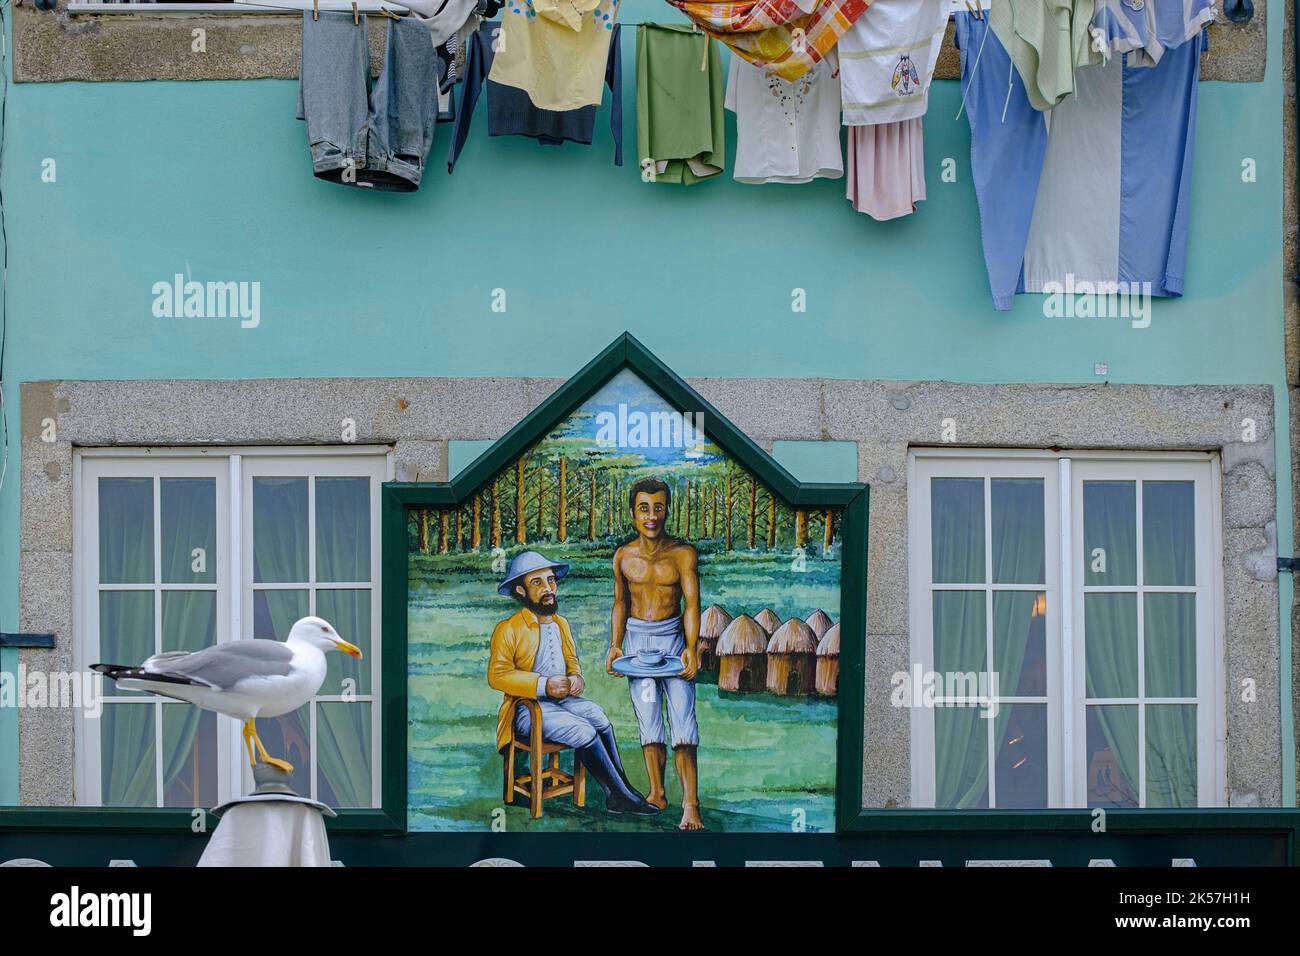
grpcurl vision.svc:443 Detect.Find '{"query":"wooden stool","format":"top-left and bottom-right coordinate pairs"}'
top-left (503, 699), bottom-right (587, 818)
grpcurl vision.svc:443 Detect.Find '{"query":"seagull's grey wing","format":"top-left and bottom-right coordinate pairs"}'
top-left (143, 640), bottom-right (294, 691)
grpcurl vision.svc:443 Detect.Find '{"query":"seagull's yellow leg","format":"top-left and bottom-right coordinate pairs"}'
top-left (241, 721), bottom-right (258, 768)
top-left (249, 721), bottom-right (295, 774)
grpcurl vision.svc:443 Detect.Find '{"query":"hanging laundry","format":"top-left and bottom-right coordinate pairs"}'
top-left (988, 0), bottom-right (1103, 112)
top-left (533, 0), bottom-right (600, 31)
top-left (448, 20), bottom-right (622, 171)
top-left (435, 22), bottom-right (470, 93)
top-left (296, 12), bottom-right (439, 192)
top-left (838, 0), bottom-right (943, 220)
top-left (408, 0), bottom-right (481, 47)
top-left (636, 23), bottom-right (726, 185)
top-left (1091, 0), bottom-right (1215, 68)
top-left (725, 53), bottom-right (842, 184)
top-left (845, 118), bottom-right (925, 219)
top-left (667, 0), bottom-right (870, 82)
top-left (956, 10), bottom-right (1207, 310)
top-left (838, 0), bottom-right (947, 126)
top-left (488, 0), bottom-right (621, 112)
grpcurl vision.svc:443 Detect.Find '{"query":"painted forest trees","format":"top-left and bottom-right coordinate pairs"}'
top-left (408, 450), bottom-right (839, 557)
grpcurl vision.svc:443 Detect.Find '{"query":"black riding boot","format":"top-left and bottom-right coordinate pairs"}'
top-left (576, 737), bottom-right (660, 816)
top-left (595, 722), bottom-right (637, 793)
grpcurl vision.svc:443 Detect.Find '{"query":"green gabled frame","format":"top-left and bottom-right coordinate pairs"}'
top-left (381, 332), bottom-right (870, 833)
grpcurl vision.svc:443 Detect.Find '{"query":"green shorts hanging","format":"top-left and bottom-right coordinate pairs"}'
top-left (635, 23), bottom-right (726, 185)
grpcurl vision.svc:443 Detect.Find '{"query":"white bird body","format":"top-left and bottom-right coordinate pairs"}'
top-left (92, 617), bottom-right (362, 773)
top-left (122, 638), bottom-right (328, 721)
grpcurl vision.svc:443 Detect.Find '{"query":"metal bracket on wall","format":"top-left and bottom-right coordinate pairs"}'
top-left (0, 633), bottom-right (55, 648)
top-left (1278, 557), bottom-right (1299, 574)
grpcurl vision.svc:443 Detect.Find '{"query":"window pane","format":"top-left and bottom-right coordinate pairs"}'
top-left (317, 589), bottom-right (370, 695)
top-left (995, 702), bottom-right (1047, 808)
top-left (1146, 704), bottom-right (1197, 808)
top-left (934, 707), bottom-right (988, 808)
top-left (318, 702), bottom-right (372, 808)
top-left (253, 477), bottom-right (308, 583)
top-left (1143, 481), bottom-right (1195, 586)
top-left (257, 704), bottom-right (312, 797)
top-left (1144, 593), bottom-right (1197, 698)
top-left (1083, 481), bottom-right (1136, 586)
top-left (101, 704), bottom-right (156, 806)
top-left (1086, 704), bottom-right (1138, 808)
top-left (253, 589), bottom-right (309, 641)
top-left (1084, 593), bottom-right (1137, 698)
top-left (99, 477), bottom-right (153, 584)
top-left (161, 478), bottom-right (216, 584)
top-left (991, 478), bottom-right (1044, 584)
top-left (162, 591), bottom-right (216, 654)
top-left (993, 591), bottom-right (1046, 697)
top-left (931, 478), bottom-right (984, 584)
top-left (162, 707), bottom-right (218, 808)
top-left (316, 478), bottom-right (370, 583)
top-left (99, 591), bottom-right (153, 697)
top-left (933, 591), bottom-right (986, 680)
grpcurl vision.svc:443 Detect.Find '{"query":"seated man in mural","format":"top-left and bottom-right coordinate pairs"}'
top-left (489, 550), bottom-right (660, 816)
top-left (606, 477), bottom-right (704, 830)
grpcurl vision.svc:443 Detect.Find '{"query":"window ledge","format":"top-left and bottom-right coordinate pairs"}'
top-left (16, 0), bottom-right (386, 83)
top-left (15, 0), bottom-right (1268, 83)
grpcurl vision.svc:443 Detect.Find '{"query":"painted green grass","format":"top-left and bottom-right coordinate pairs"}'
top-left (407, 543), bottom-right (840, 832)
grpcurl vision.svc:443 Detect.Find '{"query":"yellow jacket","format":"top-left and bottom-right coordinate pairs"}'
top-left (488, 607), bottom-right (581, 752)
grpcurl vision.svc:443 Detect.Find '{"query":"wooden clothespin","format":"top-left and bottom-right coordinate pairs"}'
top-left (352, 1), bottom-right (359, 24)
top-left (964, 0), bottom-right (984, 20)
top-left (312, 0), bottom-right (318, 20)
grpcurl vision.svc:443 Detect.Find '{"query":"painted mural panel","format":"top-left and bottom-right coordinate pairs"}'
top-left (407, 370), bottom-right (842, 832)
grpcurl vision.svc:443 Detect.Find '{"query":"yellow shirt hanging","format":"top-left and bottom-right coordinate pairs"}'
top-left (488, 0), bottom-right (620, 112)
top-left (534, 0), bottom-right (600, 31)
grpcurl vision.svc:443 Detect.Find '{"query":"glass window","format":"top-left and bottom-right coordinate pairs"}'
top-left (914, 453), bottom-right (1219, 810)
top-left (81, 450), bottom-right (383, 809)
top-left (1081, 473), bottom-right (1203, 808)
top-left (925, 469), bottom-right (1052, 809)
top-left (93, 466), bottom-right (223, 808)
top-left (245, 461), bottom-right (378, 805)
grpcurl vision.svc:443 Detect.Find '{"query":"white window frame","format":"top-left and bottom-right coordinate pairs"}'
top-left (75, 455), bottom-right (232, 808)
top-left (907, 448), bottom-right (1226, 810)
top-left (73, 445), bottom-right (393, 809)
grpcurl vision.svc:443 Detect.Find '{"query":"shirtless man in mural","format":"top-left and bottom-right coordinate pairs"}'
top-left (606, 477), bottom-right (704, 831)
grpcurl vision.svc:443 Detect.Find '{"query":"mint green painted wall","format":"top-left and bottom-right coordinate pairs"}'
top-left (450, 441), bottom-right (497, 479)
top-left (772, 441), bottom-right (859, 484)
top-left (0, 1), bottom-right (1290, 802)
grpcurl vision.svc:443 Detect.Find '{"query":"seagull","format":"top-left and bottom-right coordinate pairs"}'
top-left (92, 616), bottom-right (362, 774)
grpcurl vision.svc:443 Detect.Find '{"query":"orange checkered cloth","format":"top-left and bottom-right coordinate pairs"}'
top-left (666, 0), bottom-right (872, 81)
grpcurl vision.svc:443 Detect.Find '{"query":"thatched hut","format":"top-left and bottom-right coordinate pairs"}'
top-left (698, 604), bottom-right (732, 673)
top-left (815, 623), bottom-right (840, 697)
top-left (766, 618), bottom-right (818, 696)
top-left (717, 615), bottom-right (768, 693)
top-left (754, 608), bottom-right (782, 635)
top-left (805, 609), bottom-right (834, 639)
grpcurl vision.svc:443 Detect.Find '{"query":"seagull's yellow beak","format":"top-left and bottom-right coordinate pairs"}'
top-left (335, 639), bottom-right (363, 659)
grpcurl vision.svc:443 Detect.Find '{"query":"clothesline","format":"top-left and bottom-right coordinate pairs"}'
top-left (232, 0), bottom-right (988, 19)
top-left (227, 0), bottom-right (707, 22)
